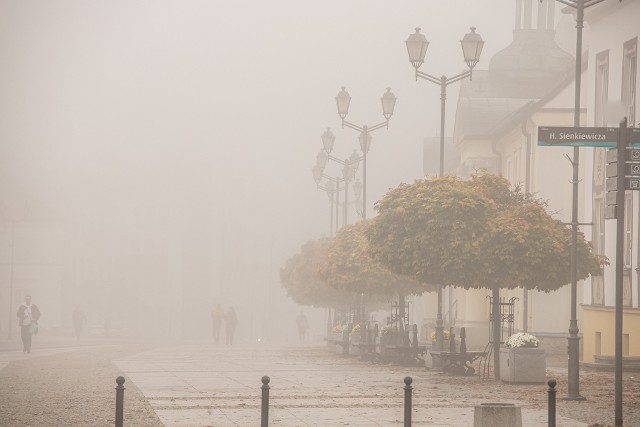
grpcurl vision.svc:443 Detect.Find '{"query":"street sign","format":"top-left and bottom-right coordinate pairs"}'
top-left (626, 163), bottom-right (640, 175)
top-left (631, 128), bottom-right (640, 146)
top-left (538, 127), bottom-right (640, 147)
top-left (538, 126), bottom-right (618, 147)
top-left (627, 178), bottom-right (640, 190)
top-left (607, 177), bottom-right (617, 191)
top-left (606, 162), bottom-right (618, 178)
top-left (627, 148), bottom-right (640, 161)
top-left (606, 191), bottom-right (617, 206)
top-left (607, 148), bottom-right (618, 163)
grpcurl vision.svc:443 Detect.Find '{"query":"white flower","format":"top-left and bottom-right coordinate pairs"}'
top-left (506, 332), bottom-right (540, 348)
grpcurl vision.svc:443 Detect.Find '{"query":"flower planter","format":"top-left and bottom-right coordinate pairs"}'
top-left (349, 333), bottom-right (361, 356)
top-left (499, 347), bottom-right (546, 383)
top-left (428, 339), bottom-right (455, 370)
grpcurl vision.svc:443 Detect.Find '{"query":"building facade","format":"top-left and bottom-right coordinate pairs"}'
top-left (581, 0), bottom-right (640, 364)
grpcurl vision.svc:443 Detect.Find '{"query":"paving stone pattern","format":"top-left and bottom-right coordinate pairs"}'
top-left (115, 344), bottom-right (590, 426)
top-left (1, 340), bottom-right (638, 426)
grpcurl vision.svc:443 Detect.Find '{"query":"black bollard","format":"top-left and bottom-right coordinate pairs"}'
top-left (261, 376), bottom-right (270, 427)
top-left (115, 376), bottom-right (125, 427)
top-left (547, 379), bottom-right (557, 427)
top-left (403, 376), bottom-right (413, 427)
top-left (460, 327), bottom-right (467, 354)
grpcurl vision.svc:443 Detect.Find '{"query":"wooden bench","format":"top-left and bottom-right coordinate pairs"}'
top-left (430, 350), bottom-right (487, 375)
top-left (383, 344), bottom-right (427, 366)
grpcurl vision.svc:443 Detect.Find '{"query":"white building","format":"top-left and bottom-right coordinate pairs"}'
top-left (581, 0), bottom-right (639, 364)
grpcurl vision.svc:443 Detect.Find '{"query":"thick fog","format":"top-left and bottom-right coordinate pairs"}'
top-left (0, 1), bottom-right (526, 343)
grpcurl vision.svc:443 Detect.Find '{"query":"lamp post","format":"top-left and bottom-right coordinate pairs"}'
top-left (6, 221), bottom-right (16, 340)
top-left (335, 87), bottom-right (397, 219)
top-left (317, 128), bottom-right (362, 225)
top-left (319, 178), bottom-right (336, 237)
top-left (544, 0), bottom-right (619, 407)
top-left (405, 26), bottom-right (484, 359)
top-left (313, 166), bottom-right (343, 236)
top-left (313, 160), bottom-right (359, 235)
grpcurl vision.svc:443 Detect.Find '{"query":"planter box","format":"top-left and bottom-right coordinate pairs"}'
top-left (428, 339), bottom-right (454, 370)
top-left (327, 332), bottom-right (340, 351)
top-left (499, 347), bottom-right (546, 383)
top-left (474, 403), bottom-right (522, 427)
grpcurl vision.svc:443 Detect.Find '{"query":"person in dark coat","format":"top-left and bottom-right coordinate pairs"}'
top-left (16, 295), bottom-right (41, 353)
top-left (225, 306), bottom-right (237, 345)
top-left (211, 304), bottom-right (224, 344)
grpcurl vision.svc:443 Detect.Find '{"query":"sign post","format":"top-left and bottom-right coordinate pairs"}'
top-left (614, 119), bottom-right (627, 426)
top-left (539, 122), bottom-right (640, 425)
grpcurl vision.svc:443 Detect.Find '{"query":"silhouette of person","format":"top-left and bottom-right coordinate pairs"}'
top-left (72, 306), bottom-right (87, 341)
top-left (211, 304), bottom-right (224, 344)
top-left (296, 311), bottom-right (309, 343)
top-left (225, 307), bottom-right (237, 345)
top-left (17, 295), bottom-right (41, 353)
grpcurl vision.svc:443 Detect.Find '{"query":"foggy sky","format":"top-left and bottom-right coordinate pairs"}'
top-left (0, 1), bottom-right (520, 324)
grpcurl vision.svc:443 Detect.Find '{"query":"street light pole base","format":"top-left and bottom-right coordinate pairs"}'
top-left (561, 394), bottom-right (586, 401)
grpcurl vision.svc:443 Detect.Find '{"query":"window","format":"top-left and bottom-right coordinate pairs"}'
top-left (625, 193), bottom-right (633, 267)
top-left (593, 196), bottom-right (605, 256)
top-left (623, 333), bottom-right (630, 356)
top-left (595, 50), bottom-right (609, 126)
top-left (622, 38), bottom-right (637, 127)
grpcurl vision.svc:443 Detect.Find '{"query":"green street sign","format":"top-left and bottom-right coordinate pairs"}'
top-left (538, 126), bottom-right (640, 147)
top-left (538, 126), bottom-right (618, 147)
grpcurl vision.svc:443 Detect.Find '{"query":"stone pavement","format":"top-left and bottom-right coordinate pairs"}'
top-left (114, 343), bottom-right (588, 426)
top-left (0, 333), bottom-right (123, 371)
top-left (0, 345), bottom-right (79, 371)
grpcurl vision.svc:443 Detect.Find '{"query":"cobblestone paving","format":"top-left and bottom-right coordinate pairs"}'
top-left (0, 340), bottom-right (638, 426)
top-left (114, 343), bottom-right (632, 426)
top-left (0, 343), bottom-right (163, 427)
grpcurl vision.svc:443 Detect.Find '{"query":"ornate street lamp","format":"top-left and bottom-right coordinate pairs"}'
top-left (405, 26), bottom-right (483, 176)
top-left (334, 87), bottom-right (396, 219)
top-left (405, 25), bottom-right (484, 368)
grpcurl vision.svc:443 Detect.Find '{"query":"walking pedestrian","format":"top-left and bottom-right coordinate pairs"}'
top-left (225, 306), bottom-right (237, 345)
top-left (296, 310), bottom-right (309, 343)
top-left (211, 304), bottom-right (224, 344)
top-left (16, 295), bottom-right (41, 353)
top-left (72, 305), bottom-right (87, 341)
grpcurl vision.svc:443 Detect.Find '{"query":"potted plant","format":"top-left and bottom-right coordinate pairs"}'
top-left (430, 329), bottom-right (452, 349)
top-left (499, 332), bottom-right (546, 383)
